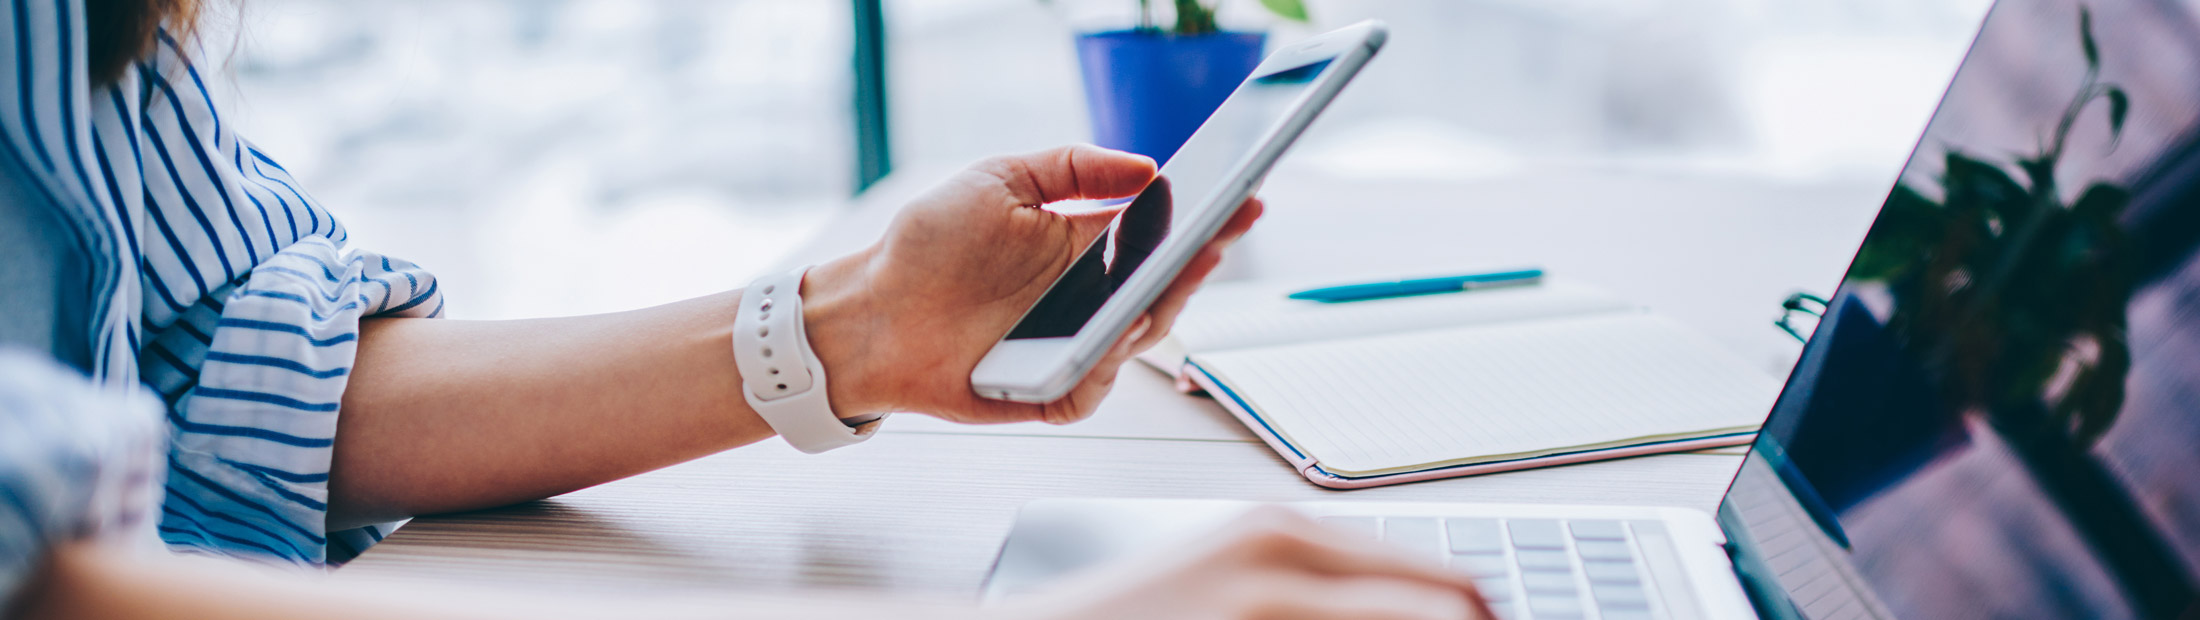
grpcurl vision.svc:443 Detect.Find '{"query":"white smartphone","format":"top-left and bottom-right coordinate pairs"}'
top-left (970, 20), bottom-right (1388, 403)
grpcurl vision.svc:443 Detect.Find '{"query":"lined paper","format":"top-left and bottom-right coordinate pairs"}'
top-left (1192, 313), bottom-right (1778, 476)
top-left (1140, 279), bottom-right (1634, 374)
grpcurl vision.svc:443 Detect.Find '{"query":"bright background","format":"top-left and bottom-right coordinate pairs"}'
top-left (202, 0), bottom-right (1992, 320)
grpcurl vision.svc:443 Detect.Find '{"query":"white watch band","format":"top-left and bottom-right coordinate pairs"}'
top-left (732, 266), bottom-right (881, 453)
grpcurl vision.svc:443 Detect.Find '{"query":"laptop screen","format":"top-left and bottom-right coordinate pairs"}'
top-left (1715, 1), bottom-right (2200, 618)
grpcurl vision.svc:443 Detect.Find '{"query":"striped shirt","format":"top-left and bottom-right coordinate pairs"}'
top-left (0, 0), bottom-right (445, 588)
top-left (0, 350), bottom-right (168, 610)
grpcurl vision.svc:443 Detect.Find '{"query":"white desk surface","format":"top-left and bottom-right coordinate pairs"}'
top-left (336, 161), bottom-right (1891, 598)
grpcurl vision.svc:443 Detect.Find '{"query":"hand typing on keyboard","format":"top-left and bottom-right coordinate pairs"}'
top-left (1311, 515), bottom-right (1657, 620)
top-left (1004, 507), bottom-right (1495, 620)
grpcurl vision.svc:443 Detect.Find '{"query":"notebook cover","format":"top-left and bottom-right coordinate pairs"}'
top-left (1186, 361), bottom-right (1756, 489)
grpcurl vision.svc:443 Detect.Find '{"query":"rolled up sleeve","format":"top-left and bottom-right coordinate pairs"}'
top-left (2, 0), bottom-right (451, 569)
top-left (154, 239), bottom-right (442, 565)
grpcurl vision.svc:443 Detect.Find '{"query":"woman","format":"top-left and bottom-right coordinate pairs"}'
top-left (0, 0), bottom-right (1488, 618)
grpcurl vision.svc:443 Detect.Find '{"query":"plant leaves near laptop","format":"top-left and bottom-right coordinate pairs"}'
top-left (1849, 5), bottom-right (2134, 446)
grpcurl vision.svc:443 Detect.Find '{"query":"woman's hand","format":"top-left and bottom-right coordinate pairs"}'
top-left (19, 510), bottom-right (1481, 620)
top-left (801, 144), bottom-right (1262, 425)
top-left (1011, 508), bottom-right (1492, 620)
top-left (331, 143), bottom-right (1251, 524)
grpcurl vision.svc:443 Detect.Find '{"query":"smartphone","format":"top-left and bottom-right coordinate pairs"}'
top-left (969, 20), bottom-right (1388, 403)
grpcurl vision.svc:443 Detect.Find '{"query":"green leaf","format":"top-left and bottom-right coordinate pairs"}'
top-left (2070, 182), bottom-right (2132, 222)
top-left (1849, 184), bottom-right (1945, 282)
top-left (2104, 87), bottom-right (2129, 142)
top-left (2080, 6), bottom-right (2099, 68)
top-left (1945, 151), bottom-right (2031, 224)
top-left (1945, 151), bottom-right (2049, 268)
top-left (1259, 0), bottom-right (1310, 22)
top-left (1172, 0), bottom-right (1217, 34)
top-left (2017, 155), bottom-right (2059, 199)
top-left (2068, 183), bottom-right (2133, 273)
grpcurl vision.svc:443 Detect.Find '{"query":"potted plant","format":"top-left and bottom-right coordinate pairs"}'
top-left (1073, 0), bottom-right (1309, 163)
top-left (1849, 6), bottom-right (2134, 447)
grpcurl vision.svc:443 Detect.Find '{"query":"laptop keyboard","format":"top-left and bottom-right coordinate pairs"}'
top-left (1318, 516), bottom-right (1655, 620)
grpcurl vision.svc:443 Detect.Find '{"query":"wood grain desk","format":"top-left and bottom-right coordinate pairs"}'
top-left (336, 161), bottom-right (1891, 599)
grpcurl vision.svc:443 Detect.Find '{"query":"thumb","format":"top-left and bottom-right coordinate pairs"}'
top-left (975, 144), bottom-right (1157, 206)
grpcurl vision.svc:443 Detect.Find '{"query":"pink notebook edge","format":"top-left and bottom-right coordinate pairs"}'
top-left (1184, 361), bottom-right (1757, 490)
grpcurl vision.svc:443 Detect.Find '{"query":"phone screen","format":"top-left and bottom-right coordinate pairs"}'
top-left (1003, 57), bottom-right (1339, 340)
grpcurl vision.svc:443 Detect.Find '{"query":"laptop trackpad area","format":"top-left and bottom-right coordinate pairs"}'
top-left (983, 498), bottom-right (1260, 602)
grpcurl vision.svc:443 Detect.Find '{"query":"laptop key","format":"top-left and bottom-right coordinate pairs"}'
top-left (1515, 549), bottom-right (1573, 572)
top-left (1521, 571), bottom-right (1578, 595)
top-left (1451, 552), bottom-right (1510, 578)
top-left (1568, 520), bottom-right (1627, 541)
top-left (1474, 577), bottom-right (1515, 603)
top-left (1598, 609), bottom-right (1653, 620)
top-left (1582, 560), bottom-right (1641, 584)
top-left (1575, 540), bottom-right (1633, 561)
top-left (1446, 518), bottom-right (1505, 553)
top-left (1384, 518), bottom-right (1442, 556)
top-left (1593, 583), bottom-right (1650, 609)
top-left (1317, 516), bottom-right (1379, 541)
top-left (1508, 519), bottom-right (1567, 550)
top-left (1527, 595), bottom-right (1587, 619)
top-left (1485, 601), bottom-right (1518, 620)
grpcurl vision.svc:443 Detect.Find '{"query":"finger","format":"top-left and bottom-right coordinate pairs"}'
top-left (1038, 316), bottom-right (1147, 425)
top-left (977, 144), bottom-right (1157, 206)
top-left (1249, 574), bottom-right (1482, 620)
top-left (1134, 198), bottom-right (1264, 351)
top-left (1214, 196), bottom-right (1265, 245)
top-left (1250, 518), bottom-right (1489, 602)
top-left (1070, 192), bottom-right (1259, 284)
top-left (960, 397), bottom-right (1047, 425)
top-left (1134, 245), bottom-right (1222, 353)
top-left (1020, 196), bottom-right (1262, 420)
top-left (962, 313), bottom-right (1148, 426)
top-left (1040, 315), bottom-right (1151, 425)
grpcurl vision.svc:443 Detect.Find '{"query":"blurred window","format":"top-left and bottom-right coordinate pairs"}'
top-left (215, 0), bottom-right (854, 318)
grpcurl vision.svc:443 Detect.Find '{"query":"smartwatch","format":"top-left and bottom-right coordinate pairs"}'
top-left (731, 267), bottom-right (882, 453)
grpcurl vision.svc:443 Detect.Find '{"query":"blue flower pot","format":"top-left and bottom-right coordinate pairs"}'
top-left (1075, 30), bottom-right (1266, 164)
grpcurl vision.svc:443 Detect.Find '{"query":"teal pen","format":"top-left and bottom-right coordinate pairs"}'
top-left (1287, 269), bottom-right (1545, 303)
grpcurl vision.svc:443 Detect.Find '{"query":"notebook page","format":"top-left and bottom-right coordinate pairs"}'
top-left (1191, 312), bottom-right (1778, 476)
top-left (1139, 279), bottom-right (1633, 375)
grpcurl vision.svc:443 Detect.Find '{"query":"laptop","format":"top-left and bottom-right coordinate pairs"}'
top-left (982, 0), bottom-right (2200, 617)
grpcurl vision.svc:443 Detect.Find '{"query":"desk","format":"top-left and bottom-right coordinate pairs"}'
top-left (336, 161), bottom-right (1890, 598)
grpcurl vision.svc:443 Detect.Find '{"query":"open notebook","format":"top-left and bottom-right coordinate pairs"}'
top-left (1144, 278), bottom-right (1779, 488)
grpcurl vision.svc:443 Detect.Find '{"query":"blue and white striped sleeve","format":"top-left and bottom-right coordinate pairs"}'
top-left (0, 349), bottom-right (167, 611)
top-left (115, 37), bottom-right (445, 565)
top-left (147, 241), bottom-right (441, 565)
top-left (3, 0), bottom-right (446, 566)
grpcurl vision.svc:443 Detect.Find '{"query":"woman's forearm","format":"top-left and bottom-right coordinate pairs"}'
top-left (329, 288), bottom-right (773, 529)
top-left (328, 252), bottom-right (883, 529)
top-left (15, 541), bottom-right (979, 620)
top-left (320, 145), bottom-right (1235, 530)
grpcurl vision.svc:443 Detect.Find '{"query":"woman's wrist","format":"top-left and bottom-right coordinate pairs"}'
top-left (798, 251), bottom-right (895, 421)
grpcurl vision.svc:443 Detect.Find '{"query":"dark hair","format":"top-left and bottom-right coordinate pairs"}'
top-left (85, 0), bottom-right (198, 86)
